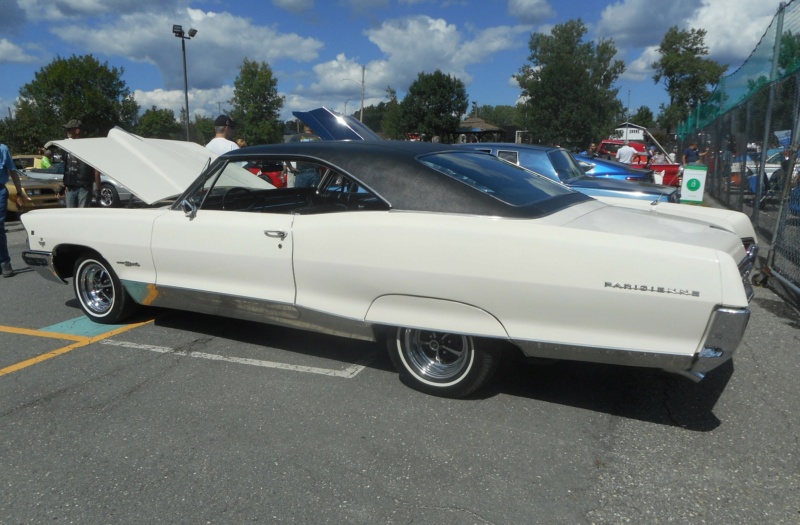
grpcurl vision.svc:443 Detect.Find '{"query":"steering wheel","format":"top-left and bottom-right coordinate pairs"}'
top-left (221, 187), bottom-right (256, 211)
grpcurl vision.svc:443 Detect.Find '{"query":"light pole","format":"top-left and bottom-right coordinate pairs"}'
top-left (173, 24), bottom-right (197, 141)
top-left (344, 98), bottom-right (351, 115)
top-left (342, 65), bottom-right (366, 121)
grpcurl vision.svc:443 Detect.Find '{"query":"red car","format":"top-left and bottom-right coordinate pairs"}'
top-left (598, 139), bottom-right (682, 186)
top-left (245, 160), bottom-right (286, 187)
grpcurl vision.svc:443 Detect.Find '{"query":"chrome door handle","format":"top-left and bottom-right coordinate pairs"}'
top-left (264, 230), bottom-right (287, 241)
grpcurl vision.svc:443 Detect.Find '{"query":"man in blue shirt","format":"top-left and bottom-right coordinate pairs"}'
top-left (1, 142), bottom-right (24, 277)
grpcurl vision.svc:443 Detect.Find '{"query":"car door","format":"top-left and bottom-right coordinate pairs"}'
top-left (149, 160), bottom-right (296, 305)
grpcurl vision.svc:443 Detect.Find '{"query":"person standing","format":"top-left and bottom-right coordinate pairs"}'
top-left (62, 119), bottom-right (101, 208)
top-left (615, 141), bottom-right (638, 164)
top-left (580, 143), bottom-right (597, 157)
top-left (682, 142), bottom-right (707, 165)
top-left (40, 149), bottom-right (53, 169)
top-left (1, 142), bottom-right (24, 277)
top-left (206, 115), bottom-right (240, 155)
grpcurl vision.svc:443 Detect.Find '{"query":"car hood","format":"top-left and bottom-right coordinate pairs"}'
top-left (46, 127), bottom-right (214, 205)
top-left (292, 107), bottom-right (383, 141)
top-left (569, 175), bottom-right (675, 196)
top-left (562, 201), bottom-right (745, 262)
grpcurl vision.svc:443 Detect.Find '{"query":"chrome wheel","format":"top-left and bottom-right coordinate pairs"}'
top-left (76, 259), bottom-right (114, 316)
top-left (388, 327), bottom-right (502, 398)
top-left (401, 329), bottom-right (473, 383)
top-left (73, 255), bottom-right (136, 323)
top-left (99, 183), bottom-right (120, 207)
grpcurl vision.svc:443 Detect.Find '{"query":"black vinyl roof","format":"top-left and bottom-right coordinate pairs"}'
top-left (222, 141), bottom-right (588, 218)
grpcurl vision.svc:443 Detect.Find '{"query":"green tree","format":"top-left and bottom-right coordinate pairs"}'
top-left (136, 106), bottom-right (182, 139)
top-left (15, 54), bottom-right (139, 149)
top-left (651, 26), bottom-right (727, 134)
top-left (515, 19), bottom-right (625, 149)
top-left (229, 58), bottom-right (285, 145)
top-left (473, 105), bottom-right (519, 128)
top-left (380, 86), bottom-right (405, 140)
top-left (399, 70), bottom-right (468, 140)
top-left (629, 106), bottom-right (655, 129)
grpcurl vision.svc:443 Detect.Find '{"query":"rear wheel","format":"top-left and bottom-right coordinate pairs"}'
top-left (73, 254), bottom-right (136, 323)
top-left (387, 328), bottom-right (502, 398)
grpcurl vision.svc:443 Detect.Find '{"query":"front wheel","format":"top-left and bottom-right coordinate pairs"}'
top-left (387, 328), bottom-right (502, 398)
top-left (73, 255), bottom-right (137, 324)
top-left (98, 183), bottom-right (120, 208)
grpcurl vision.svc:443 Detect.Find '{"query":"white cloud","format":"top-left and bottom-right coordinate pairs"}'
top-left (55, 8), bottom-right (324, 91)
top-left (696, 0), bottom-right (784, 65)
top-left (134, 85), bottom-right (235, 120)
top-left (507, 0), bottom-right (554, 24)
top-left (621, 45), bottom-right (660, 82)
top-left (17, 0), bottom-right (181, 20)
top-left (610, 0), bottom-right (784, 86)
top-left (0, 39), bottom-right (38, 63)
top-left (596, 0), bottom-right (704, 48)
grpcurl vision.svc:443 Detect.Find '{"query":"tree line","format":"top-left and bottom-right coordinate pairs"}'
top-left (0, 19), bottom-right (726, 154)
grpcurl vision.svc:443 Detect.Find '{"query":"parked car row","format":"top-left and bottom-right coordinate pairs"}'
top-left (597, 138), bottom-right (682, 186)
top-left (21, 125), bottom-right (757, 399)
top-left (23, 160), bottom-right (134, 208)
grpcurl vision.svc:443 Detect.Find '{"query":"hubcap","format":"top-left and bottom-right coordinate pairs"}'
top-left (77, 261), bottom-right (113, 315)
top-left (401, 329), bottom-right (472, 381)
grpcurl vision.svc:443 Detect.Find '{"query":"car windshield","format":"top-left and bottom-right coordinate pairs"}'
top-left (419, 151), bottom-right (574, 207)
top-left (547, 149), bottom-right (585, 182)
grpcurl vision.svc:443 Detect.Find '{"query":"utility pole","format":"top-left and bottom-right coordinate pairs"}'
top-left (359, 65), bottom-right (365, 122)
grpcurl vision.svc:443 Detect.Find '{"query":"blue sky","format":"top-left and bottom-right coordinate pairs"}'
top-left (0, 0), bottom-right (787, 124)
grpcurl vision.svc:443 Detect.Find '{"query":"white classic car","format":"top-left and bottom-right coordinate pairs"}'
top-left (21, 128), bottom-right (757, 398)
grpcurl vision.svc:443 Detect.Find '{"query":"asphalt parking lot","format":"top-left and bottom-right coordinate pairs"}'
top-left (1, 219), bottom-right (799, 524)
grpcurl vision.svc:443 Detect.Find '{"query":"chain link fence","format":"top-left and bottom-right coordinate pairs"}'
top-left (679, 0), bottom-right (800, 305)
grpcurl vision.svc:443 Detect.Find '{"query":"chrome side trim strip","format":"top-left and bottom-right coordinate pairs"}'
top-left (121, 281), bottom-right (378, 342)
top-left (514, 339), bottom-right (694, 371)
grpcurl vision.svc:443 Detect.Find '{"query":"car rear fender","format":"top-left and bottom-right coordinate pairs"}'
top-left (365, 294), bottom-right (509, 338)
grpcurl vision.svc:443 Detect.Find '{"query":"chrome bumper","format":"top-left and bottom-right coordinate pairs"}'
top-left (673, 306), bottom-right (750, 382)
top-left (22, 250), bottom-right (68, 285)
top-left (739, 242), bottom-right (759, 302)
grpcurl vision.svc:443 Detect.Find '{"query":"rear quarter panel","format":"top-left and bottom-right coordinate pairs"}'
top-left (291, 209), bottom-right (738, 358)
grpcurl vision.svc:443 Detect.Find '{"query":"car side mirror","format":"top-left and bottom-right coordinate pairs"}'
top-left (181, 198), bottom-right (197, 220)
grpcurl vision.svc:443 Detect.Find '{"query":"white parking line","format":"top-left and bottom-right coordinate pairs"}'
top-left (100, 340), bottom-right (370, 378)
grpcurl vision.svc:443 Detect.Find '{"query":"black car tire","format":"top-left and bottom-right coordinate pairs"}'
top-left (99, 182), bottom-right (120, 208)
top-left (387, 327), bottom-right (502, 398)
top-left (73, 254), bottom-right (137, 324)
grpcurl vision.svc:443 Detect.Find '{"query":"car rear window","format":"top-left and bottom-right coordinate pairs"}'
top-left (547, 149), bottom-right (585, 182)
top-left (418, 151), bottom-right (574, 207)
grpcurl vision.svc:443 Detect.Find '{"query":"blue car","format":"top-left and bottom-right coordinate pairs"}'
top-left (573, 154), bottom-right (654, 182)
top-left (458, 143), bottom-right (679, 203)
top-left (293, 108), bottom-right (678, 203)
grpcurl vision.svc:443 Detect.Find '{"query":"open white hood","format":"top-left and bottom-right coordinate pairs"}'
top-left (46, 127), bottom-right (216, 205)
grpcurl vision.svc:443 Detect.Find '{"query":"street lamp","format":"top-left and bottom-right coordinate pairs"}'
top-left (173, 24), bottom-right (197, 141)
top-left (342, 65), bottom-right (366, 121)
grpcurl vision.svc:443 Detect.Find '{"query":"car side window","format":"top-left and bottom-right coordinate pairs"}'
top-left (182, 156), bottom-right (388, 215)
top-left (497, 150), bottom-right (519, 164)
top-left (311, 170), bottom-right (389, 212)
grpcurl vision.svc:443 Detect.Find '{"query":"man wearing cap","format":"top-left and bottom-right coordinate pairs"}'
top-left (206, 115), bottom-right (240, 156)
top-left (62, 119), bottom-right (101, 208)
